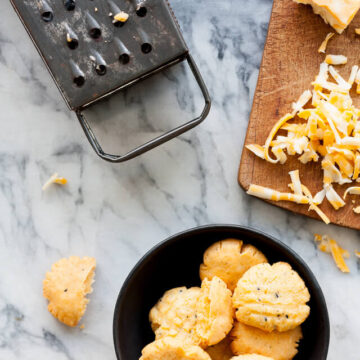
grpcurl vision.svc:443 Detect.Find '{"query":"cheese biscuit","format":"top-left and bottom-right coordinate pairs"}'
top-left (200, 239), bottom-right (268, 291)
top-left (230, 322), bottom-right (302, 360)
top-left (43, 256), bottom-right (96, 327)
top-left (140, 337), bottom-right (211, 360)
top-left (205, 336), bottom-right (233, 360)
top-left (196, 277), bottom-right (234, 347)
top-left (233, 262), bottom-right (310, 332)
top-left (149, 287), bottom-right (201, 344)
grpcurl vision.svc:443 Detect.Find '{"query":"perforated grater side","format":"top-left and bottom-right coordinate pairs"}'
top-left (10, 0), bottom-right (211, 162)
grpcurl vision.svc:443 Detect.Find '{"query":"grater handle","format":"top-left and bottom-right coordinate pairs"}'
top-left (76, 54), bottom-right (211, 163)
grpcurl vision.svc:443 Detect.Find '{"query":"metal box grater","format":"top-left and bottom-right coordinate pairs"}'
top-left (10, 0), bottom-right (211, 162)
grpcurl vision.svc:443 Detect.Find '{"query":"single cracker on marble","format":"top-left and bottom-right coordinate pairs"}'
top-left (205, 336), bottom-right (234, 360)
top-left (231, 355), bottom-right (274, 360)
top-left (196, 276), bottom-right (234, 348)
top-left (200, 239), bottom-right (268, 291)
top-left (140, 337), bottom-right (211, 360)
top-left (233, 262), bottom-right (310, 332)
top-left (230, 321), bottom-right (302, 360)
top-left (43, 256), bottom-right (96, 327)
top-left (149, 287), bottom-right (202, 344)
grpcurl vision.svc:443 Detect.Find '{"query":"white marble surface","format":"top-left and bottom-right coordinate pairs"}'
top-left (0, 0), bottom-right (359, 359)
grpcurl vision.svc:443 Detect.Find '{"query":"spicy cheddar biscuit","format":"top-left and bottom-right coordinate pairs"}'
top-left (230, 322), bottom-right (302, 360)
top-left (233, 262), bottom-right (310, 332)
top-left (140, 337), bottom-right (211, 360)
top-left (231, 355), bottom-right (274, 360)
top-left (43, 256), bottom-right (96, 327)
top-left (149, 287), bottom-right (202, 344)
top-left (196, 277), bottom-right (234, 348)
top-left (205, 336), bottom-right (234, 360)
top-left (200, 239), bottom-right (268, 292)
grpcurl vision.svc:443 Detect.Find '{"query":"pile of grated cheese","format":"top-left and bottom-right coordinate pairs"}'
top-left (246, 60), bottom-right (360, 224)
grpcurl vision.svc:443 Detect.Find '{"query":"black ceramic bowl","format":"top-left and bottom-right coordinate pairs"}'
top-left (113, 225), bottom-right (330, 360)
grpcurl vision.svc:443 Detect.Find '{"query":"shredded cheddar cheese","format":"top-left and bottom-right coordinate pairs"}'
top-left (325, 54), bottom-right (347, 65)
top-left (42, 173), bottom-right (68, 191)
top-left (314, 234), bottom-right (350, 273)
top-left (318, 33), bottom-right (335, 53)
top-left (246, 62), bottom-right (360, 223)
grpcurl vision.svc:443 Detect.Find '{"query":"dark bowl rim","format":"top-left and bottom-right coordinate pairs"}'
top-left (113, 224), bottom-right (330, 360)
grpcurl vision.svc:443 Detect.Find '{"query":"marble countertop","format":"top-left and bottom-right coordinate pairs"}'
top-left (0, 0), bottom-right (359, 359)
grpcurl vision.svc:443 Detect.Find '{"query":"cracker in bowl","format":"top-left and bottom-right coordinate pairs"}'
top-left (200, 239), bottom-right (268, 292)
top-left (232, 262), bottom-right (310, 332)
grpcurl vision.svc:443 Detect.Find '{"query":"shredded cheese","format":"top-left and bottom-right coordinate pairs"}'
top-left (318, 33), bottom-right (335, 53)
top-left (246, 61), bottom-right (360, 223)
top-left (42, 173), bottom-right (68, 191)
top-left (314, 234), bottom-right (350, 273)
top-left (247, 184), bottom-right (309, 204)
top-left (325, 55), bottom-right (348, 65)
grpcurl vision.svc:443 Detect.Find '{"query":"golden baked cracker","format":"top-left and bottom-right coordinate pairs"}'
top-left (140, 337), bottom-right (211, 360)
top-left (206, 336), bottom-right (234, 360)
top-left (149, 287), bottom-right (202, 344)
top-left (43, 256), bottom-right (96, 327)
top-left (200, 239), bottom-right (268, 291)
top-left (231, 355), bottom-right (274, 360)
top-left (233, 262), bottom-right (310, 332)
top-left (230, 322), bottom-right (302, 360)
top-left (196, 277), bottom-right (234, 348)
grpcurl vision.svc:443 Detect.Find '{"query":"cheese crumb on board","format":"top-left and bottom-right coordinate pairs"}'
top-left (355, 28), bottom-right (360, 34)
top-left (325, 54), bottom-right (347, 65)
top-left (314, 234), bottom-right (350, 273)
top-left (353, 206), bottom-right (360, 213)
top-left (294, 0), bottom-right (360, 34)
top-left (42, 173), bottom-right (68, 191)
top-left (318, 32), bottom-right (335, 53)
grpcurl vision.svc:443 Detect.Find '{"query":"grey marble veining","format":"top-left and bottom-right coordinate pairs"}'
top-left (0, 0), bottom-right (359, 359)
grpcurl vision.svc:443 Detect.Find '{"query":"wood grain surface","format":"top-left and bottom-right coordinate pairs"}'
top-left (239, 0), bottom-right (360, 229)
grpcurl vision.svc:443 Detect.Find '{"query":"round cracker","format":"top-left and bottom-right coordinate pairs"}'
top-left (233, 262), bottom-right (310, 332)
top-left (149, 287), bottom-right (201, 344)
top-left (196, 276), bottom-right (234, 347)
top-left (140, 337), bottom-right (211, 360)
top-left (43, 256), bottom-right (96, 327)
top-left (200, 239), bottom-right (268, 291)
top-left (230, 321), bottom-right (302, 360)
top-left (231, 355), bottom-right (274, 360)
top-left (205, 336), bottom-right (233, 360)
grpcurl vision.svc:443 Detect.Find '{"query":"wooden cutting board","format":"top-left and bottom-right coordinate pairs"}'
top-left (239, 0), bottom-right (360, 229)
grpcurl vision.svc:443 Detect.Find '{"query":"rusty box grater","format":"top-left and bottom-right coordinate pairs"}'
top-left (10, 0), bottom-right (211, 162)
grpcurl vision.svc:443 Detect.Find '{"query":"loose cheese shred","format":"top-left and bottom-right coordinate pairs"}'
top-left (42, 173), bottom-right (68, 191)
top-left (247, 184), bottom-right (309, 204)
top-left (355, 29), bottom-right (360, 35)
top-left (348, 65), bottom-right (359, 86)
top-left (343, 186), bottom-right (360, 198)
top-left (325, 184), bottom-right (346, 210)
top-left (355, 251), bottom-right (360, 257)
top-left (329, 239), bottom-right (350, 273)
top-left (325, 55), bottom-right (348, 65)
top-left (318, 32), bottom-right (335, 53)
top-left (314, 234), bottom-right (350, 273)
top-left (245, 144), bottom-right (265, 159)
top-left (289, 170), bottom-right (303, 195)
